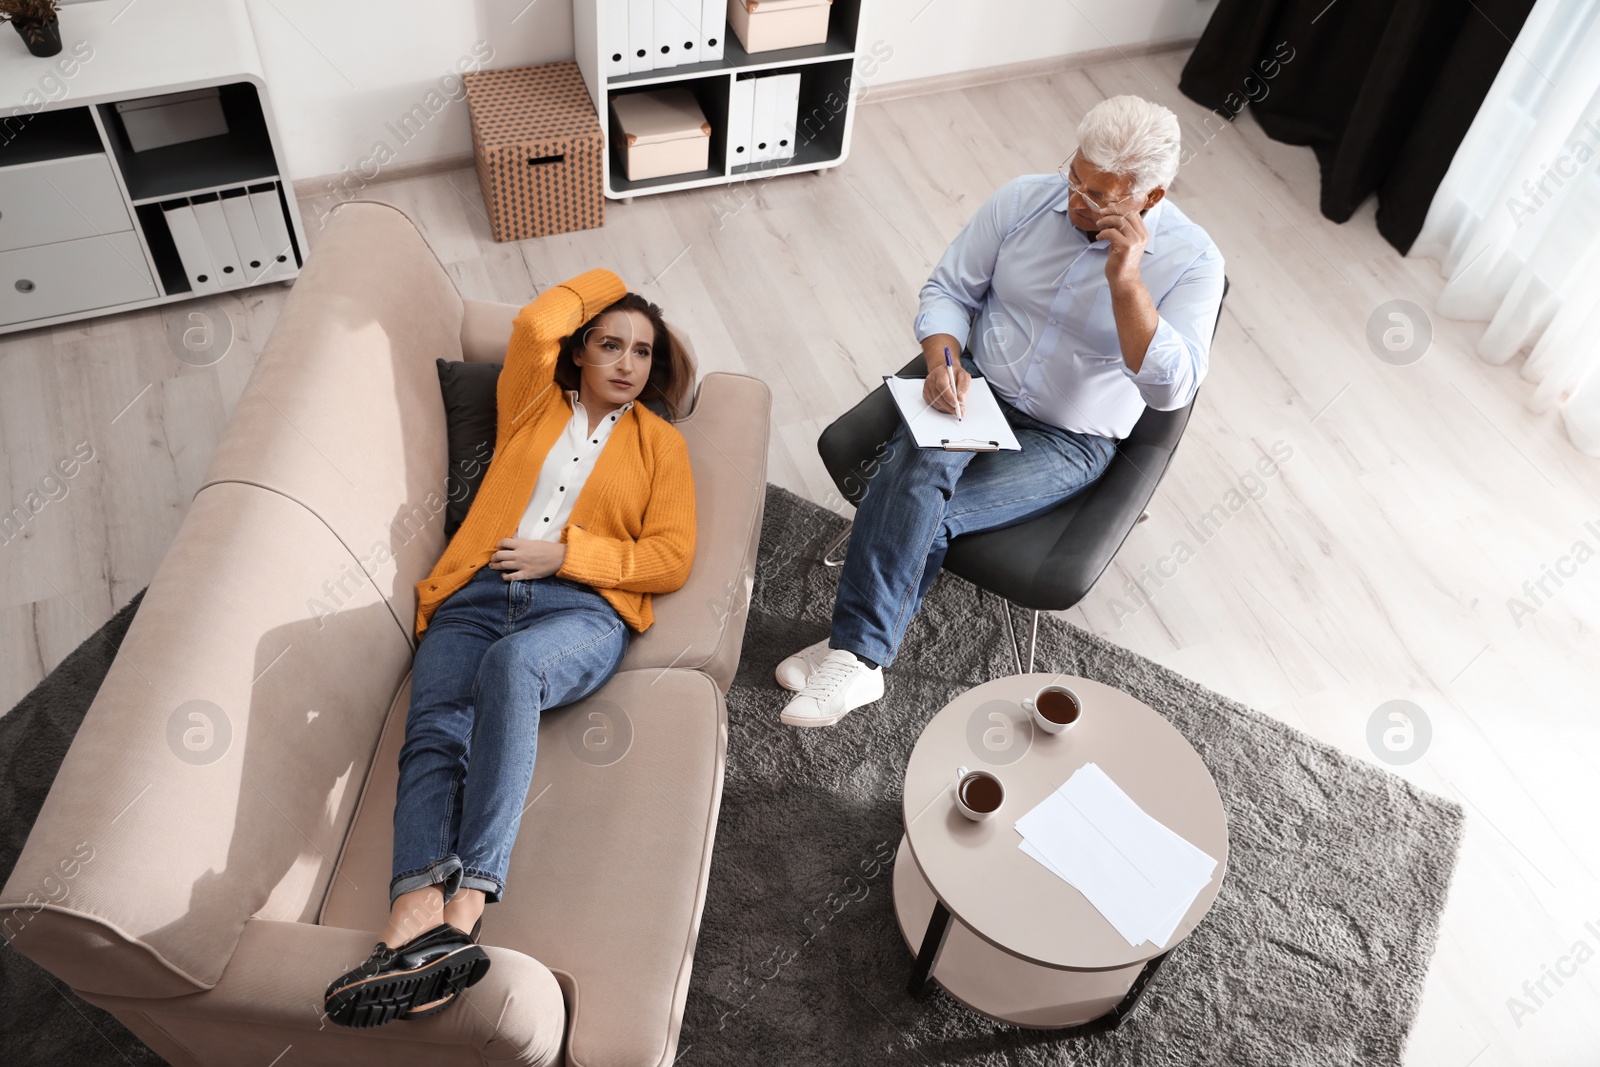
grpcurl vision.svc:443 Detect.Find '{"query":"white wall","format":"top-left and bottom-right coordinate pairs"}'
top-left (246, 0), bottom-right (1216, 185)
top-left (858, 0), bottom-right (1213, 85)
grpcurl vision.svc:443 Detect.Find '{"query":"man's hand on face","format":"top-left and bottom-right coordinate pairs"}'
top-left (1097, 203), bottom-right (1149, 285)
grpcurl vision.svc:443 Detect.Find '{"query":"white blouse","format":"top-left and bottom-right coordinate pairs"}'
top-left (516, 391), bottom-right (635, 543)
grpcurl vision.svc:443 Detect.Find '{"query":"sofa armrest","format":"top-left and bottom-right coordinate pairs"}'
top-left (461, 298), bottom-right (519, 363)
top-left (618, 372), bottom-right (771, 690)
top-left (84, 919), bottom-right (566, 1067)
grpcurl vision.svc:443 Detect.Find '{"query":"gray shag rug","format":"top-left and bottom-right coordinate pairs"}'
top-left (0, 485), bottom-right (1463, 1066)
top-left (672, 486), bottom-right (1462, 1067)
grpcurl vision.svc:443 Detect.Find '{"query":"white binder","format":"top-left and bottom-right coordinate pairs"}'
top-left (750, 73), bottom-right (784, 164)
top-left (727, 73), bottom-right (757, 169)
top-left (652, 0), bottom-right (687, 68)
top-left (768, 70), bottom-right (801, 160)
top-left (675, 0), bottom-right (702, 64)
top-left (602, 0), bottom-right (631, 77)
top-left (248, 183), bottom-right (296, 282)
top-left (161, 201), bottom-right (220, 295)
top-left (627, 0), bottom-right (654, 74)
top-left (190, 195), bottom-right (244, 290)
top-left (700, 0), bottom-right (725, 60)
top-left (220, 190), bottom-right (268, 284)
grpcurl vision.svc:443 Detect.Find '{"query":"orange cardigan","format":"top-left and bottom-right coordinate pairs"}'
top-left (414, 269), bottom-right (696, 640)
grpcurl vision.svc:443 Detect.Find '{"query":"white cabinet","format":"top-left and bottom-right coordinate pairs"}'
top-left (0, 0), bottom-right (307, 336)
top-left (572, 0), bottom-right (867, 199)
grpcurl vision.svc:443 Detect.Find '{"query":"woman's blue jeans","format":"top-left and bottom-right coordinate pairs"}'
top-left (390, 565), bottom-right (629, 907)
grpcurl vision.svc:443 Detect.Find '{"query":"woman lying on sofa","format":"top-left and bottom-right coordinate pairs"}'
top-left (323, 269), bottom-right (697, 1028)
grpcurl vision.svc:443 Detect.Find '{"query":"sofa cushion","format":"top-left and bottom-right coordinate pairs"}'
top-left (196, 201), bottom-right (466, 646)
top-left (435, 358), bottom-right (502, 538)
top-left (320, 667), bottom-right (725, 1067)
top-left (0, 482), bottom-right (413, 996)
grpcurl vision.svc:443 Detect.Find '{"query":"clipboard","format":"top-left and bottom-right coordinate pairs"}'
top-left (883, 375), bottom-right (1023, 452)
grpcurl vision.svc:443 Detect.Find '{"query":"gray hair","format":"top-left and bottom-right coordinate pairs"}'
top-left (1077, 96), bottom-right (1183, 195)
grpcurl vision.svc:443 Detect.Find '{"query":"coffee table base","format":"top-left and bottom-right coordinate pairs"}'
top-left (892, 835), bottom-right (1163, 1029)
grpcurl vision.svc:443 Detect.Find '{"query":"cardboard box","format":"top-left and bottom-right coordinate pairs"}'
top-left (727, 0), bottom-right (832, 53)
top-left (610, 89), bottom-right (712, 182)
top-left (114, 88), bottom-right (229, 152)
top-left (463, 62), bottom-right (605, 241)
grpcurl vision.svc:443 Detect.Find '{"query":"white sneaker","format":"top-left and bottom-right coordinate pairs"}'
top-left (775, 637), bottom-right (833, 692)
top-left (780, 649), bottom-right (884, 728)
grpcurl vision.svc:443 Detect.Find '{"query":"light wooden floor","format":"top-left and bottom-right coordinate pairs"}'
top-left (4, 48), bottom-right (1598, 1066)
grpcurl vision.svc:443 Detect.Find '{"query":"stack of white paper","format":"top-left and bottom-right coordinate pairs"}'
top-left (1014, 763), bottom-right (1217, 949)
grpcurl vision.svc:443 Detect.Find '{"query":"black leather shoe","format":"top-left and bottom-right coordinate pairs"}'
top-left (324, 920), bottom-right (489, 1028)
top-left (402, 917), bottom-right (484, 1021)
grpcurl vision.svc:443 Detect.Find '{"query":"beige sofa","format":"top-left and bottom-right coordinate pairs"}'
top-left (0, 201), bottom-right (770, 1066)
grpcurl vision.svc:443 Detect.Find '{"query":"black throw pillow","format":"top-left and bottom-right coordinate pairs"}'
top-left (436, 358), bottom-right (501, 538)
top-left (434, 359), bottom-right (675, 538)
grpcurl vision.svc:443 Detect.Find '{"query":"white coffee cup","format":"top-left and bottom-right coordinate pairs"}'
top-left (1023, 684), bottom-right (1082, 735)
top-left (953, 765), bottom-right (1005, 821)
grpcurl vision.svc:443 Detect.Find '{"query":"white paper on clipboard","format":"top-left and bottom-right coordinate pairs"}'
top-left (883, 375), bottom-right (1022, 452)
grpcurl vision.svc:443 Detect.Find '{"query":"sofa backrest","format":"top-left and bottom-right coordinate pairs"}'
top-left (197, 201), bottom-right (470, 645)
top-left (0, 483), bottom-right (414, 996)
top-left (0, 201), bottom-right (470, 997)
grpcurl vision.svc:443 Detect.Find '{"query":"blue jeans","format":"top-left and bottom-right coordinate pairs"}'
top-left (391, 566), bottom-right (629, 906)
top-left (830, 356), bottom-right (1117, 667)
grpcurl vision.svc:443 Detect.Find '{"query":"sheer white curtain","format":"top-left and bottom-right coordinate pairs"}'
top-left (1410, 0), bottom-right (1600, 453)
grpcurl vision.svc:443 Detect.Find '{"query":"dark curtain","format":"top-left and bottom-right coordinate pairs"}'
top-left (1178, 0), bottom-right (1536, 253)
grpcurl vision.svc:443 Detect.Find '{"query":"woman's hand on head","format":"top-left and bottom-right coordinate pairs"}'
top-left (489, 538), bottom-right (567, 581)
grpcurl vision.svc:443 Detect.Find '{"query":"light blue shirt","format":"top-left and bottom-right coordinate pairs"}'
top-left (915, 174), bottom-right (1225, 440)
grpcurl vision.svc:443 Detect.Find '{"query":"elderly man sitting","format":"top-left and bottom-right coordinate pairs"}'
top-left (778, 94), bottom-right (1226, 727)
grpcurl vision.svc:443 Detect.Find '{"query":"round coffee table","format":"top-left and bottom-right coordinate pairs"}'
top-left (892, 673), bottom-right (1229, 1029)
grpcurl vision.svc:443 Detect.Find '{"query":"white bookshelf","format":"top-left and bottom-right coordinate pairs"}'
top-left (0, 0), bottom-right (308, 336)
top-left (572, 0), bottom-right (866, 199)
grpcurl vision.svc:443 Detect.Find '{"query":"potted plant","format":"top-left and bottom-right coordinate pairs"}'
top-left (1, 0), bottom-right (62, 58)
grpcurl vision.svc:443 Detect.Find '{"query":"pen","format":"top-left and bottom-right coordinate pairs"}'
top-left (945, 346), bottom-right (963, 421)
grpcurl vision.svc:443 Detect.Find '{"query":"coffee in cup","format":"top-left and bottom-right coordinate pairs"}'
top-left (1023, 684), bottom-right (1081, 735)
top-left (953, 765), bottom-right (1005, 821)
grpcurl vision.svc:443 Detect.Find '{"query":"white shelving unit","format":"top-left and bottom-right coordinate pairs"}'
top-left (0, 0), bottom-right (308, 336)
top-left (572, 0), bottom-right (866, 199)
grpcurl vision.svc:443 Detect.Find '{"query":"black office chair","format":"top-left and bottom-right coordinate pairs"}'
top-left (817, 277), bottom-right (1229, 675)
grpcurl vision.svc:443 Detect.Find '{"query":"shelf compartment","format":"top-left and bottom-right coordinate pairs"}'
top-left (0, 107), bottom-right (104, 167)
top-left (607, 0), bottom-right (862, 89)
top-left (607, 77), bottom-right (730, 196)
top-left (99, 82), bottom-right (278, 202)
top-left (729, 58), bottom-right (852, 177)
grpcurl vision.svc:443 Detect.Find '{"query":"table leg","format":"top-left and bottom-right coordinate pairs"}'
top-left (1103, 949), bottom-right (1168, 1028)
top-left (907, 899), bottom-right (952, 1000)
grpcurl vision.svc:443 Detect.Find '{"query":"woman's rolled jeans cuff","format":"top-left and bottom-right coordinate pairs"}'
top-left (389, 854), bottom-right (504, 906)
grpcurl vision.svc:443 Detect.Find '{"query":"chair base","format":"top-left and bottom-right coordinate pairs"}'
top-left (822, 523), bottom-right (851, 568)
top-left (998, 600), bottom-right (1040, 676)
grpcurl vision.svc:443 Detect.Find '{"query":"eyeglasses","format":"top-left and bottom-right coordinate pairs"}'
top-left (1057, 152), bottom-right (1140, 216)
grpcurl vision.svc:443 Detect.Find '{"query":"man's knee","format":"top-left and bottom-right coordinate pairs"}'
top-left (863, 430), bottom-right (964, 497)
